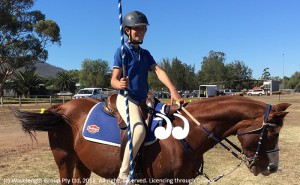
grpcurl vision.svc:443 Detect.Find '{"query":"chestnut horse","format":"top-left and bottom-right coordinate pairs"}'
top-left (13, 95), bottom-right (290, 185)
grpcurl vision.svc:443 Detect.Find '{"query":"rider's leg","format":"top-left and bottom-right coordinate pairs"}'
top-left (116, 95), bottom-right (146, 180)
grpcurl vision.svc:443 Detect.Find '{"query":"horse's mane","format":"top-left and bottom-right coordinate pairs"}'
top-left (195, 96), bottom-right (290, 113)
top-left (186, 96), bottom-right (268, 122)
top-left (193, 95), bottom-right (264, 105)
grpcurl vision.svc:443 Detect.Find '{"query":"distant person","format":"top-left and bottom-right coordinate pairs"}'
top-left (110, 11), bottom-right (183, 183)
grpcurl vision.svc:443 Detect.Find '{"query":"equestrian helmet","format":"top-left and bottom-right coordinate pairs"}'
top-left (123, 11), bottom-right (149, 29)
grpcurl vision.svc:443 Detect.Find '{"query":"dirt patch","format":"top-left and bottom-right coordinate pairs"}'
top-left (0, 107), bottom-right (49, 166)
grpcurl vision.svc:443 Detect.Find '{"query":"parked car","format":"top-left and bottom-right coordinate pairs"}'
top-left (223, 89), bottom-right (238, 95)
top-left (247, 89), bottom-right (266, 96)
top-left (99, 88), bottom-right (117, 100)
top-left (182, 90), bottom-right (190, 98)
top-left (154, 91), bottom-right (171, 99)
top-left (190, 90), bottom-right (199, 97)
top-left (55, 91), bottom-right (73, 96)
top-left (72, 88), bottom-right (103, 100)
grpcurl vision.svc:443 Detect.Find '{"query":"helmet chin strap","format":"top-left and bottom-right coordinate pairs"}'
top-left (130, 39), bottom-right (143, 44)
top-left (129, 30), bottom-right (143, 44)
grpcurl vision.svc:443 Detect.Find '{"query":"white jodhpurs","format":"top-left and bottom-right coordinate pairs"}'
top-left (116, 94), bottom-right (146, 180)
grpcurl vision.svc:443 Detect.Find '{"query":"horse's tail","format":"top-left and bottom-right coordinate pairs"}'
top-left (12, 107), bottom-right (65, 138)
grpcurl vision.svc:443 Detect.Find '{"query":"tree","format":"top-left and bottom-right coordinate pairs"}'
top-left (184, 64), bottom-right (197, 90)
top-left (160, 58), bottom-right (172, 75)
top-left (148, 57), bottom-right (197, 92)
top-left (225, 60), bottom-right (253, 90)
top-left (198, 50), bottom-right (226, 84)
top-left (261, 67), bottom-right (271, 80)
top-left (9, 69), bottom-right (42, 97)
top-left (0, 0), bottom-right (61, 96)
top-left (286, 72), bottom-right (300, 91)
top-left (54, 72), bottom-right (76, 93)
top-left (170, 58), bottom-right (197, 91)
top-left (67, 69), bottom-right (81, 84)
top-left (79, 59), bottom-right (110, 88)
top-left (148, 58), bottom-right (172, 91)
top-left (158, 58), bottom-right (197, 91)
top-left (170, 58), bottom-right (186, 89)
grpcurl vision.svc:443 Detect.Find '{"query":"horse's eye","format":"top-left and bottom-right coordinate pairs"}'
top-left (268, 132), bottom-right (279, 140)
top-left (267, 126), bottom-right (279, 133)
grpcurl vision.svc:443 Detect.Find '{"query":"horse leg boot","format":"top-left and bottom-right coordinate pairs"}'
top-left (116, 95), bottom-right (146, 182)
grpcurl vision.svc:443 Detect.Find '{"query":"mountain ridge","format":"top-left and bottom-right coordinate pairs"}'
top-left (35, 61), bottom-right (67, 77)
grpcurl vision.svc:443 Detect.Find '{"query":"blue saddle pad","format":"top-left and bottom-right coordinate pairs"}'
top-left (82, 102), bottom-right (166, 147)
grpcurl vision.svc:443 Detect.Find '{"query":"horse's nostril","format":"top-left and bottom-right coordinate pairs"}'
top-left (268, 163), bottom-right (278, 173)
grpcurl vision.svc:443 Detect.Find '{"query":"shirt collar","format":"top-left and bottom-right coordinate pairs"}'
top-left (125, 41), bottom-right (143, 52)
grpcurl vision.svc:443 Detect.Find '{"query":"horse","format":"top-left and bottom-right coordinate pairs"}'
top-left (13, 95), bottom-right (290, 185)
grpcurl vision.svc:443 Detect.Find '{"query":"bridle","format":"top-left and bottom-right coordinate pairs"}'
top-left (235, 104), bottom-right (279, 168)
top-left (199, 104), bottom-right (278, 162)
top-left (180, 103), bottom-right (279, 182)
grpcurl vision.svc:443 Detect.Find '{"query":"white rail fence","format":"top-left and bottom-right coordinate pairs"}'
top-left (0, 95), bottom-right (73, 107)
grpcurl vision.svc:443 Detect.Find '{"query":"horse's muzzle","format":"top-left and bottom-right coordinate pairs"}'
top-left (250, 163), bottom-right (278, 176)
top-left (250, 166), bottom-right (259, 176)
top-left (261, 163), bottom-right (278, 176)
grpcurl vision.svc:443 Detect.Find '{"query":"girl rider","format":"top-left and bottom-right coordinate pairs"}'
top-left (111, 11), bottom-right (183, 183)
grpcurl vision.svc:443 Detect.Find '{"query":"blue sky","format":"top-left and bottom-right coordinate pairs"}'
top-left (32, 0), bottom-right (300, 79)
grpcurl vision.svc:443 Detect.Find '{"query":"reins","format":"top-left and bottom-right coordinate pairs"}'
top-left (179, 105), bottom-right (244, 182)
top-left (178, 103), bottom-right (273, 183)
top-left (180, 105), bottom-right (244, 160)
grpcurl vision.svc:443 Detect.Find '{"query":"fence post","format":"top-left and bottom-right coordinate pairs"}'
top-left (35, 96), bottom-right (38, 106)
top-left (63, 96), bottom-right (65, 103)
top-left (19, 96), bottom-right (21, 106)
top-left (1, 97), bottom-right (3, 107)
top-left (50, 95), bottom-right (52, 106)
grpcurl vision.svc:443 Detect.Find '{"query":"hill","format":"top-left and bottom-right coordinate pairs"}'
top-left (35, 61), bottom-right (67, 77)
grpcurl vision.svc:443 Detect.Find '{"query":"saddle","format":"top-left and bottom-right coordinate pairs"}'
top-left (103, 94), bottom-right (185, 126)
top-left (102, 94), bottom-right (162, 129)
top-left (102, 94), bottom-right (124, 127)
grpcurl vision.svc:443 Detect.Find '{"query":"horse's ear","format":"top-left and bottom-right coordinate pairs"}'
top-left (273, 111), bottom-right (289, 118)
top-left (268, 112), bottom-right (289, 125)
top-left (273, 103), bottom-right (291, 111)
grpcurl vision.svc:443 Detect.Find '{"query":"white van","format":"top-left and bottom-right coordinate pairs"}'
top-left (72, 88), bottom-right (103, 100)
top-left (199, 85), bottom-right (219, 98)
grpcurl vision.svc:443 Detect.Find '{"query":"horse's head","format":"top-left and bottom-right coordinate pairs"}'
top-left (236, 103), bottom-right (290, 176)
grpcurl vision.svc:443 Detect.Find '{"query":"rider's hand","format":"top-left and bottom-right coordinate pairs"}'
top-left (119, 76), bottom-right (129, 90)
top-left (170, 90), bottom-right (184, 105)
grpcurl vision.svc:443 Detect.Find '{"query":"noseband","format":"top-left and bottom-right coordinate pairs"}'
top-left (236, 104), bottom-right (279, 167)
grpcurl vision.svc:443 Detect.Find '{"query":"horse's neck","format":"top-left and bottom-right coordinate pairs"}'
top-left (181, 99), bottom-right (266, 156)
top-left (186, 99), bottom-right (264, 131)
